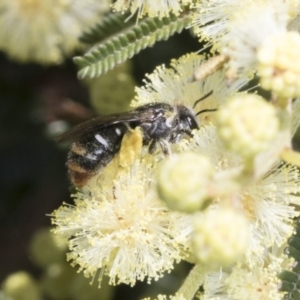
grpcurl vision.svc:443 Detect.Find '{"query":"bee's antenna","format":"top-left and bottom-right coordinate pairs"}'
top-left (193, 90), bottom-right (213, 109)
top-left (196, 108), bottom-right (217, 116)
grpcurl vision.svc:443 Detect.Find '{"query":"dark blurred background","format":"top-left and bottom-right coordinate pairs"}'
top-left (0, 29), bottom-right (200, 300)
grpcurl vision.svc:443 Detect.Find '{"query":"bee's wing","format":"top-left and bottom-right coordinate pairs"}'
top-left (56, 109), bottom-right (154, 143)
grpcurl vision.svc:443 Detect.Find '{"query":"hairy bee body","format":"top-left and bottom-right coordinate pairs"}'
top-left (58, 102), bottom-right (199, 186)
top-left (67, 124), bottom-right (128, 186)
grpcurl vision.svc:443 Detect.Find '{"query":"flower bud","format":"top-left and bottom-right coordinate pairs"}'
top-left (192, 208), bottom-right (249, 266)
top-left (2, 271), bottom-right (41, 300)
top-left (29, 227), bottom-right (68, 268)
top-left (257, 31), bottom-right (300, 100)
top-left (157, 152), bottom-right (214, 213)
top-left (217, 94), bottom-right (279, 159)
top-left (41, 263), bottom-right (75, 300)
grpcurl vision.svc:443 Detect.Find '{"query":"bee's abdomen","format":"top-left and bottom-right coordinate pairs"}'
top-left (67, 126), bottom-right (127, 186)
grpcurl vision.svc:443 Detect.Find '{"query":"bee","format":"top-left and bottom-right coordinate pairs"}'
top-left (57, 92), bottom-right (215, 187)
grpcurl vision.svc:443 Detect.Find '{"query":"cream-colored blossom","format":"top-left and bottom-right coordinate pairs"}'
top-left (191, 0), bottom-right (248, 52)
top-left (202, 251), bottom-right (288, 300)
top-left (132, 53), bottom-right (247, 125)
top-left (257, 31), bottom-right (300, 99)
top-left (191, 0), bottom-right (297, 79)
top-left (51, 156), bottom-right (193, 286)
top-left (158, 152), bottom-right (214, 213)
top-left (180, 125), bottom-right (300, 264)
top-left (51, 53), bottom-right (248, 289)
top-left (112, 0), bottom-right (192, 18)
top-left (192, 207), bottom-right (249, 266)
top-left (223, 0), bottom-right (289, 78)
top-left (191, 0), bottom-right (296, 60)
top-left (51, 44), bottom-right (300, 298)
top-left (217, 94), bottom-right (279, 159)
top-left (0, 0), bottom-right (110, 64)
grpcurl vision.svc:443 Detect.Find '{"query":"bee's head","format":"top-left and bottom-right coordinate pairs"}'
top-left (177, 105), bottom-right (199, 132)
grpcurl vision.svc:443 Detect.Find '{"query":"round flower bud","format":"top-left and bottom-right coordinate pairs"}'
top-left (2, 271), bottom-right (41, 300)
top-left (41, 263), bottom-right (75, 300)
top-left (157, 152), bottom-right (214, 213)
top-left (217, 94), bottom-right (279, 159)
top-left (192, 208), bottom-right (249, 266)
top-left (257, 31), bottom-right (300, 100)
top-left (29, 227), bottom-right (68, 268)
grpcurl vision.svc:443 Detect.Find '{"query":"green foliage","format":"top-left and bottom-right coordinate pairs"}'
top-left (278, 218), bottom-right (300, 299)
top-left (74, 12), bottom-right (192, 79)
top-left (80, 12), bottom-right (135, 45)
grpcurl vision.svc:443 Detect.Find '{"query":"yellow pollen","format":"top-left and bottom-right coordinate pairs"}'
top-left (242, 194), bottom-right (256, 221)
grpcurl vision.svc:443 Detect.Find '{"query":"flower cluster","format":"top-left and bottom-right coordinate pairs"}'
top-left (203, 251), bottom-right (287, 300)
top-left (112, 0), bottom-right (192, 18)
top-left (47, 0), bottom-right (300, 300)
top-left (51, 154), bottom-right (193, 286)
top-left (51, 47), bottom-right (300, 299)
top-left (0, 0), bottom-right (111, 64)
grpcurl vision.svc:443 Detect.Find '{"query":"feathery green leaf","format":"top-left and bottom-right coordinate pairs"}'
top-left (278, 218), bottom-right (300, 299)
top-left (74, 11), bottom-right (193, 79)
top-left (80, 12), bottom-right (135, 45)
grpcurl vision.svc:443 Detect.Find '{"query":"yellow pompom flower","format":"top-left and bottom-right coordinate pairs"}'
top-left (51, 157), bottom-right (193, 286)
top-left (203, 250), bottom-right (288, 300)
top-left (257, 31), bottom-right (300, 100)
top-left (184, 125), bottom-right (300, 266)
top-left (112, 0), bottom-right (192, 19)
top-left (132, 53), bottom-right (247, 126)
top-left (157, 152), bottom-right (214, 213)
top-left (192, 208), bottom-right (249, 266)
top-left (0, 0), bottom-right (110, 64)
top-left (217, 94), bottom-right (279, 159)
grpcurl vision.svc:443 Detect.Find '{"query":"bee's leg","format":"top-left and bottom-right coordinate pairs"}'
top-left (148, 140), bottom-right (171, 155)
top-left (148, 139), bottom-right (157, 154)
top-left (177, 128), bottom-right (193, 138)
top-left (124, 122), bottom-right (134, 132)
top-left (182, 130), bottom-right (193, 138)
top-left (159, 140), bottom-right (171, 156)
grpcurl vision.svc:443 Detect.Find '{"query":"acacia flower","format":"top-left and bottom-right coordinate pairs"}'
top-left (191, 0), bottom-right (247, 52)
top-left (191, 0), bottom-right (300, 79)
top-left (133, 54), bottom-right (300, 270)
top-left (257, 31), bottom-right (300, 99)
top-left (182, 125), bottom-right (300, 265)
top-left (192, 207), bottom-right (249, 267)
top-left (202, 250), bottom-right (289, 300)
top-left (223, 0), bottom-right (289, 78)
top-left (0, 0), bottom-right (110, 64)
top-left (132, 53), bottom-right (247, 125)
top-left (51, 53), bottom-right (248, 288)
top-left (112, 0), bottom-right (192, 18)
top-left (217, 94), bottom-right (279, 159)
top-left (51, 156), bottom-right (193, 286)
top-left (51, 47), bottom-right (300, 298)
top-left (157, 152), bottom-right (214, 213)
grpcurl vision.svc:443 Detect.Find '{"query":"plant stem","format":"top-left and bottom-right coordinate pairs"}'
top-left (177, 263), bottom-right (205, 300)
